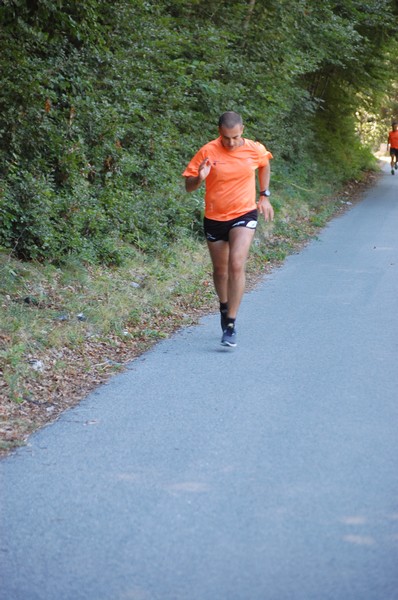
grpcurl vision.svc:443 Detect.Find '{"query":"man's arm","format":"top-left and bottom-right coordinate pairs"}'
top-left (185, 176), bottom-right (202, 192)
top-left (258, 161), bottom-right (271, 192)
top-left (257, 161), bottom-right (274, 222)
top-left (185, 158), bottom-right (212, 192)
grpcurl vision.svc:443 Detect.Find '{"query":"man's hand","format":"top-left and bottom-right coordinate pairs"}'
top-left (198, 157), bottom-right (211, 181)
top-left (258, 197), bottom-right (274, 222)
top-left (185, 157), bottom-right (212, 192)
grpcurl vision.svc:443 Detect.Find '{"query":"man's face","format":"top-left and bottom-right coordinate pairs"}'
top-left (219, 124), bottom-right (244, 151)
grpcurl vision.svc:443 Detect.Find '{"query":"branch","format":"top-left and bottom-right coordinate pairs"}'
top-left (243, 0), bottom-right (256, 32)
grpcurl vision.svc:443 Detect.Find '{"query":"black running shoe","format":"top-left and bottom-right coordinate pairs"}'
top-left (392, 168), bottom-right (395, 175)
top-left (221, 323), bottom-right (237, 347)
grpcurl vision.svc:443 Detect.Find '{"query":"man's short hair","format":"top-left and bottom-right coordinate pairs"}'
top-left (218, 111), bottom-right (243, 129)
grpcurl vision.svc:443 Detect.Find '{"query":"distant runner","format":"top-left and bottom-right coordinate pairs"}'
top-left (387, 121), bottom-right (398, 175)
top-left (183, 111), bottom-right (274, 347)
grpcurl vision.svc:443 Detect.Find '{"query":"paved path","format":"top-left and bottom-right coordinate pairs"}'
top-left (1, 164), bottom-right (398, 600)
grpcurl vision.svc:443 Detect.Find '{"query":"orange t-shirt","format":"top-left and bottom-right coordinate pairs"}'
top-left (183, 137), bottom-right (273, 221)
top-left (388, 130), bottom-right (398, 148)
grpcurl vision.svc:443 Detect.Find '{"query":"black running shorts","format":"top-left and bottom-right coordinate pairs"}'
top-left (204, 210), bottom-right (258, 242)
top-left (390, 148), bottom-right (398, 158)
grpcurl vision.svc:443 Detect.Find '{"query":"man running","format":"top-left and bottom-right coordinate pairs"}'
top-left (183, 111), bottom-right (274, 347)
top-left (387, 121), bottom-right (398, 175)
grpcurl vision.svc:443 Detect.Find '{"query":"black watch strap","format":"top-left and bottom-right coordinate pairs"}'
top-left (259, 190), bottom-right (271, 197)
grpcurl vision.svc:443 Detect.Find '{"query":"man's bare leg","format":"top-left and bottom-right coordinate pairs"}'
top-left (226, 227), bottom-right (256, 319)
top-left (207, 226), bottom-right (255, 340)
top-left (206, 239), bottom-right (229, 304)
top-left (207, 228), bottom-right (255, 317)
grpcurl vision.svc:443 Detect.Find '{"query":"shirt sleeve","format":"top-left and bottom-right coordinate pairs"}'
top-left (182, 148), bottom-right (205, 178)
top-left (256, 141), bottom-right (273, 167)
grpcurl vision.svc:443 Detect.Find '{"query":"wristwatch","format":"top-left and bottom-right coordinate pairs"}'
top-left (259, 189), bottom-right (271, 197)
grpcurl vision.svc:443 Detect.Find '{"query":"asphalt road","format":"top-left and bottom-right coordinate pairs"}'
top-left (1, 163), bottom-right (398, 600)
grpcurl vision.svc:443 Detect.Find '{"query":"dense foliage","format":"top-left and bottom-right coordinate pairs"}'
top-left (1, 0), bottom-right (398, 264)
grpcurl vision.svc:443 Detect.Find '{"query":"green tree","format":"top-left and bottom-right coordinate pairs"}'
top-left (1, 0), bottom-right (397, 263)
